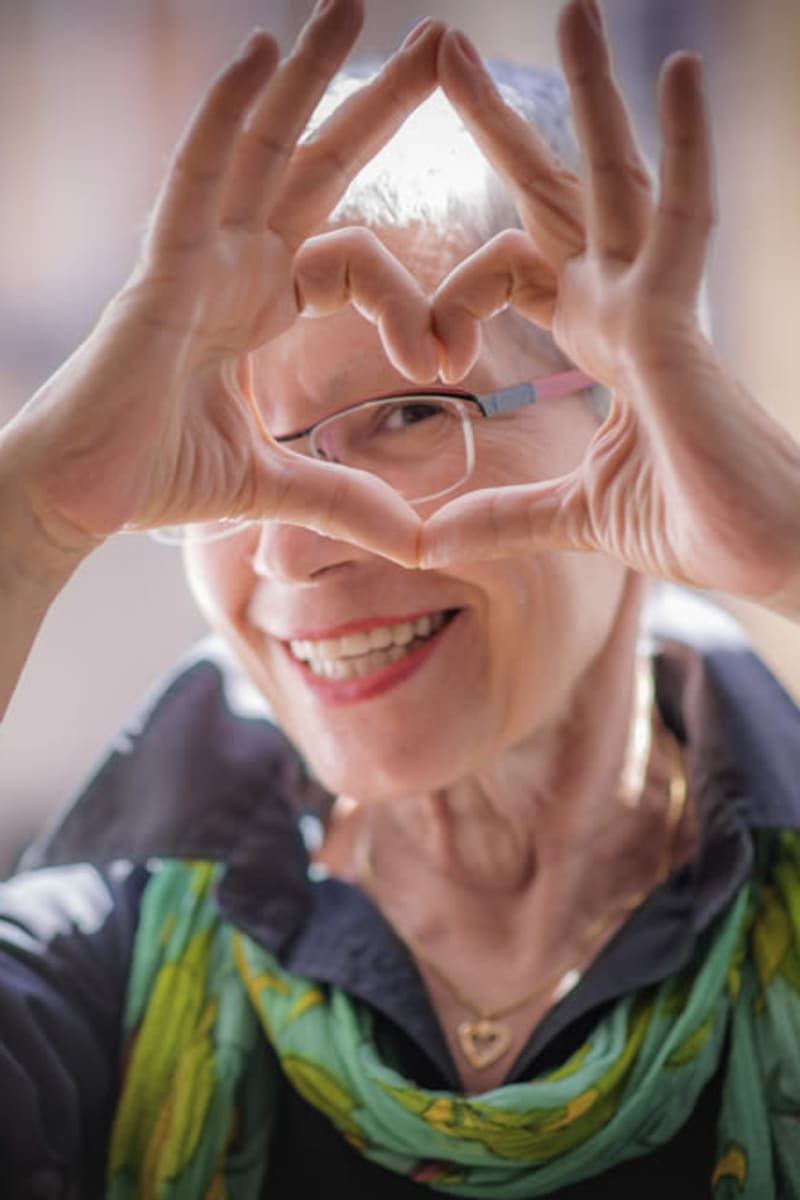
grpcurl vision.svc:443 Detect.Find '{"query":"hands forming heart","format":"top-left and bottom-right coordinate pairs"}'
top-left (6, 0), bottom-right (800, 618)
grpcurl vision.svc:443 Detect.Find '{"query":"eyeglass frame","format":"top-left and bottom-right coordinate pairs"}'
top-left (271, 367), bottom-right (596, 505)
top-left (150, 367), bottom-right (596, 543)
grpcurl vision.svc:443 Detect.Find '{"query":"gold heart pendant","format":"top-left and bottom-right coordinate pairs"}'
top-left (457, 1018), bottom-right (513, 1070)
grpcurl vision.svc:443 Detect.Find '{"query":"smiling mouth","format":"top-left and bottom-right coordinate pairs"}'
top-left (287, 611), bottom-right (456, 681)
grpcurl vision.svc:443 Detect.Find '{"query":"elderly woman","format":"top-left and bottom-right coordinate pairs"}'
top-left (1, 0), bottom-right (799, 1194)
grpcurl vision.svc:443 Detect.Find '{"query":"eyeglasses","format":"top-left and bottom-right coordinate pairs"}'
top-left (153, 367), bottom-right (594, 544)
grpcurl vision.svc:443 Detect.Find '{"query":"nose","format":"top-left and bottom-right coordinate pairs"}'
top-left (250, 520), bottom-right (369, 583)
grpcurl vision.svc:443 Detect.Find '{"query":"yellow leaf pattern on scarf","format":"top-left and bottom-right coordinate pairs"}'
top-left (381, 998), bottom-right (652, 1161)
top-left (543, 1041), bottom-right (591, 1083)
top-left (281, 1054), bottom-right (364, 1141)
top-left (144, 1008), bottom-right (216, 1181)
top-left (711, 1143), bottom-right (747, 1188)
top-left (752, 885), bottom-right (790, 992)
top-left (666, 1010), bottom-right (715, 1067)
top-left (539, 1089), bottom-right (599, 1132)
top-left (288, 987), bottom-right (324, 1022)
top-left (108, 927), bottom-right (214, 1176)
top-left (774, 846), bottom-right (800, 992)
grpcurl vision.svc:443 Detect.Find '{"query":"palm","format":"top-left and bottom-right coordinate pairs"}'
top-left (544, 258), bottom-right (782, 595)
top-left (36, 231), bottom-right (298, 539)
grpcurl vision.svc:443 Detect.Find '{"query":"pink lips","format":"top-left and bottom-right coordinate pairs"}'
top-left (281, 611), bottom-right (456, 706)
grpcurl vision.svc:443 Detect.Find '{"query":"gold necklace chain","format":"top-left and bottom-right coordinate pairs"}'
top-left (354, 666), bottom-right (689, 1072)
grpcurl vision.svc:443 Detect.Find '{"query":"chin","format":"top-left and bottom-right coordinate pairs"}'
top-left (283, 719), bottom-right (475, 803)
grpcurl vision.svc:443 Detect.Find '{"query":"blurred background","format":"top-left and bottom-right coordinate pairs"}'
top-left (1, 0), bottom-right (799, 874)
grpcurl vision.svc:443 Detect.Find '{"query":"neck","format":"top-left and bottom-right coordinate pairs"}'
top-left (354, 577), bottom-right (649, 903)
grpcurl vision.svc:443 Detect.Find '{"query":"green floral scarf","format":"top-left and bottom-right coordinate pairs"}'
top-left (107, 832), bottom-right (800, 1198)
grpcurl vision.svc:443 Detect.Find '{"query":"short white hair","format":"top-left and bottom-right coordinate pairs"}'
top-left (315, 64), bottom-right (735, 417)
top-left (314, 62), bottom-right (581, 248)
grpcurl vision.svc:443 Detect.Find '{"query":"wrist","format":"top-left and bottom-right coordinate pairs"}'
top-left (0, 428), bottom-right (101, 602)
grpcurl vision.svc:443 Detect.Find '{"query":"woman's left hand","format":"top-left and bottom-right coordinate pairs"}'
top-left (422, 0), bottom-right (800, 619)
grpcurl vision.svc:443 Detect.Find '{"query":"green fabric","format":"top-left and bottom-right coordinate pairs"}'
top-left (106, 833), bottom-right (800, 1198)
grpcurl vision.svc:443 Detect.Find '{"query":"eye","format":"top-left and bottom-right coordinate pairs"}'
top-left (380, 400), bottom-right (448, 431)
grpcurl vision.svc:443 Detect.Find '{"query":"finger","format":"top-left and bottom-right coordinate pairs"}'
top-left (557, 0), bottom-right (652, 259)
top-left (436, 29), bottom-right (585, 269)
top-left (293, 227), bottom-right (439, 381)
top-left (221, 0), bottom-right (364, 230)
top-left (418, 475), bottom-right (593, 567)
top-left (253, 445), bottom-right (422, 567)
top-left (268, 19), bottom-right (445, 247)
top-left (146, 32), bottom-right (280, 253)
top-left (432, 231), bottom-right (558, 381)
top-left (640, 53), bottom-right (715, 300)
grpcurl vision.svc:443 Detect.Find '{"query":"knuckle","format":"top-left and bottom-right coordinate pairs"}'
top-left (657, 199), bottom-right (715, 234)
top-left (170, 147), bottom-right (222, 189)
top-left (492, 228), bottom-right (531, 256)
top-left (292, 139), bottom-right (349, 192)
top-left (245, 124), bottom-right (290, 165)
top-left (338, 225), bottom-right (378, 259)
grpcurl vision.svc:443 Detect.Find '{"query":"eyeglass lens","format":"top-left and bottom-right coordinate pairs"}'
top-left (153, 395), bottom-right (474, 544)
top-left (310, 396), bottom-right (472, 503)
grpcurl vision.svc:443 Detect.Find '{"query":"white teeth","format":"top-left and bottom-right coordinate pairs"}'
top-left (288, 611), bottom-right (449, 680)
top-left (368, 626), bottom-right (393, 650)
top-left (340, 631), bottom-right (371, 656)
top-left (316, 637), bottom-right (341, 661)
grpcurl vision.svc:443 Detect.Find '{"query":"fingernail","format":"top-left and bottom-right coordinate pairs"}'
top-left (235, 28), bottom-right (263, 59)
top-left (400, 17), bottom-right (434, 50)
top-left (686, 52), bottom-right (704, 88)
top-left (453, 31), bottom-right (482, 66)
top-left (313, 0), bottom-right (335, 16)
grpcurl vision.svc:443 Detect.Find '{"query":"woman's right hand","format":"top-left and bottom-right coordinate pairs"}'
top-left (1, 0), bottom-right (439, 572)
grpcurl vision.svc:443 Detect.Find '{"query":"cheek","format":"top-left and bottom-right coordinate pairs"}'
top-left (182, 534), bottom-right (258, 634)
top-left (456, 549), bottom-right (626, 737)
top-left (475, 404), bottom-right (598, 486)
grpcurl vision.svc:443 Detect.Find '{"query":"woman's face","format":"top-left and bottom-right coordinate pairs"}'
top-left (183, 236), bottom-right (627, 801)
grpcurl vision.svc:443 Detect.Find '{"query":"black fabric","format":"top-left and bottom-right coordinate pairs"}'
top-left (0, 862), bottom-right (148, 1196)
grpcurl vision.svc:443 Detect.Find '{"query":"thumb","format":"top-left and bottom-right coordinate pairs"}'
top-left (419, 474), bottom-right (591, 567)
top-left (249, 445), bottom-right (424, 568)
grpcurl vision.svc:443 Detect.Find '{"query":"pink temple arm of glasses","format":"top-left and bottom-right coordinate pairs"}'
top-left (531, 368), bottom-right (596, 400)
